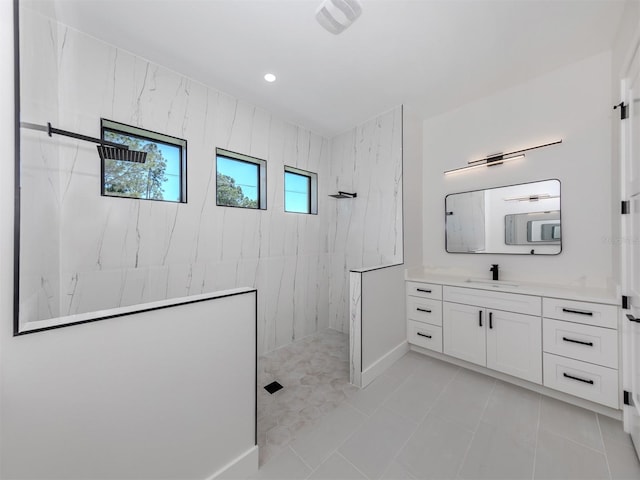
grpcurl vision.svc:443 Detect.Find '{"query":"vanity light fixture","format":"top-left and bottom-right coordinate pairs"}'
top-left (444, 139), bottom-right (562, 176)
top-left (504, 193), bottom-right (560, 202)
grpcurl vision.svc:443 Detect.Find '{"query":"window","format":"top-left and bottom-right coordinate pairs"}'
top-left (284, 166), bottom-right (317, 214)
top-left (101, 119), bottom-right (186, 202)
top-left (216, 148), bottom-right (267, 209)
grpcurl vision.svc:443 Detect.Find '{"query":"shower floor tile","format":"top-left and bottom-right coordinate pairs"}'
top-left (257, 329), bottom-right (355, 466)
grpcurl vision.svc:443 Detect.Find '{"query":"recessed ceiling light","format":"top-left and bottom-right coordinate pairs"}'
top-left (264, 73), bottom-right (276, 83)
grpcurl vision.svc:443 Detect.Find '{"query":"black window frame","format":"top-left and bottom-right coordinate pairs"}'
top-left (215, 148), bottom-right (267, 210)
top-left (284, 165), bottom-right (318, 215)
top-left (100, 118), bottom-right (187, 203)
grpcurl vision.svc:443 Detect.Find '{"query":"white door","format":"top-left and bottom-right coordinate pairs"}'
top-left (486, 310), bottom-right (542, 384)
top-left (442, 302), bottom-right (486, 366)
top-left (621, 41), bottom-right (640, 459)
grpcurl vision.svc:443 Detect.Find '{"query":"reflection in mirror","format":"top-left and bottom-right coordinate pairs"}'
top-left (445, 179), bottom-right (561, 255)
top-left (505, 211), bottom-right (561, 245)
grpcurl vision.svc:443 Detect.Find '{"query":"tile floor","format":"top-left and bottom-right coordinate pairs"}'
top-left (253, 330), bottom-right (640, 480)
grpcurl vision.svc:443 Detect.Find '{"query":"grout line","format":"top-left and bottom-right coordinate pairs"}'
top-left (531, 394), bottom-right (542, 480)
top-left (454, 378), bottom-right (497, 479)
top-left (287, 445), bottom-right (314, 477)
top-left (335, 450), bottom-right (372, 480)
top-left (384, 363), bottom-right (462, 478)
top-left (596, 414), bottom-right (614, 480)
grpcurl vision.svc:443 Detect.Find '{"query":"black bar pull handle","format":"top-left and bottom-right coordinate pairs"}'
top-left (489, 312), bottom-right (493, 329)
top-left (479, 310), bottom-right (483, 327)
top-left (417, 288), bottom-right (432, 293)
top-left (562, 308), bottom-right (593, 316)
top-left (562, 337), bottom-right (594, 347)
top-left (417, 308), bottom-right (432, 313)
top-left (627, 314), bottom-right (640, 323)
top-left (417, 332), bottom-right (432, 339)
top-left (563, 372), bottom-right (594, 385)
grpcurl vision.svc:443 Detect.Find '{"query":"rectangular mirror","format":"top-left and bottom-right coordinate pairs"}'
top-left (445, 179), bottom-right (561, 255)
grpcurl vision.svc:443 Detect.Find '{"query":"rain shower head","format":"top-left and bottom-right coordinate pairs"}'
top-left (21, 122), bottom-right (147, 163)
top-left (329, 191), bottom-right (357, 199)
top-left (97, 145), bottom-right (147, 163)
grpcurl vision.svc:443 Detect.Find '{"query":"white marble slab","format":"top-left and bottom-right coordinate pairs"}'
top-left (18, 7), bottom-right (404, 356)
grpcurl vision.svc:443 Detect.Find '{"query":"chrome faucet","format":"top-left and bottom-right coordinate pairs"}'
top-left (490, 264), bottom-right (499, 281)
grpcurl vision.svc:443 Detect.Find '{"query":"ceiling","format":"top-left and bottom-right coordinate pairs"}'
top-left (32, 0), bottom-right (627, 137)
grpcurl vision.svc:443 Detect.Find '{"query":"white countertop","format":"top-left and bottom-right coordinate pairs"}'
top-left (405, 268), bottom-right (619, 305)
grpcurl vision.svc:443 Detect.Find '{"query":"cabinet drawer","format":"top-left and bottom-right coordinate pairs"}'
top-left (543, 298), bottom-right (617, 329)
top-left (408, 320), bottom-right (443, 352)
top-left (543, 318), bottom-right (618, 368)
top-left (407, 282), bottom-right (442, 300)
top-left (443, 286), bottom-right (541, 316)
top-left (543, 353), bottom-right (618, 408)
top-left (407, 297), bottom-right (442, 326)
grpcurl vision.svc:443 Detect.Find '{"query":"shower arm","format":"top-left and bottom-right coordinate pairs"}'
top-left (21, 122), bottom-right (130, 150)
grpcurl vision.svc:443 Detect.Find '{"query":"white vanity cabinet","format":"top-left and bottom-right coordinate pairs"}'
top-left (406, 282), bottom-right (443, 352)
top-left (442, 287), bottom-right (542, 384)
top-left (541, 298), bottom-right (619, 408)
top-left (405, 275), bottom-right (620, 410)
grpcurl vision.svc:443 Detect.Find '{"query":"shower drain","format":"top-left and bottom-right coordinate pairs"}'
top-left (264, 381), bottom-right (283, 394)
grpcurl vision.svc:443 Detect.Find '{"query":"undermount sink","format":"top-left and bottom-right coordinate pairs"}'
top-left (465, 278), bottom-right (519, 288)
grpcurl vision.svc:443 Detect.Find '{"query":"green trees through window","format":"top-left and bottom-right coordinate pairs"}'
top-left (215, 149), bottom-right (266, 209)
top-left (101, 120), bottom-right (186, 203)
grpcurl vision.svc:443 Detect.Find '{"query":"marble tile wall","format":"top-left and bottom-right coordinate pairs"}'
top-left (18, 6), bottom-right (403, 355)
top-left (19, 9), bottom-right (61, 323)
top-left (327, 107), bottom-right (404, 333)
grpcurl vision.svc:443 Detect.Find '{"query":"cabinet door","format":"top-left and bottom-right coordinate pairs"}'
top-left (486, 310), bottom-right (542, 384)
top-left (443, 302), bottom-right (486, 366)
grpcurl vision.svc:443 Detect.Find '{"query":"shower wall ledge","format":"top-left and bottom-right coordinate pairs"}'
top-left (18, 287), bottom-right (255, 333)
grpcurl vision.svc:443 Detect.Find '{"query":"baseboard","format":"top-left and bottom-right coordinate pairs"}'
top-left (361, 341), bottom-right (410, 388)
top-left (208, 445), bottom-right (259, 479)
top-left (410, 345), bottom-right (622, 420)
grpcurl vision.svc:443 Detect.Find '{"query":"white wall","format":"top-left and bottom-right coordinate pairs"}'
top-left (423, 51), bottom-right (614, 289)
top-left (2, 290), bottom-right (257, 479)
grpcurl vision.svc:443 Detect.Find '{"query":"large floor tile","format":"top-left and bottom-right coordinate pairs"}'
top-left (345, 372), bottom-right (405, 416)
top-left (380, 351), bottom-right (426, 382)
top-left (458, 420), bottom-right (535, 479)
top-left (481, 380), bottom-right (540, 445)
top-left (396, 413), bottom-right (473, 479)
top-left (598, 414), bottom-right (635, 448)
top-left (289, 403), bottom-right (366, 470)
top-left (606, 441), bottom-right (640, 480)
top-left (308, 453), bottom-right (367, 480)
top-left (534, 430), bottom-right (609, 480)
top-left (339, 407), bottom-right (416, 479)
top-left (539, 396), bottom-right (604, 452)
top-left (380, 460), bottom-right (417, 480)
top-left (251, 446), bottom-right (312, 480)
top-left (428, 367), bottom-right (495, 432)
top-left (383, 363), bottom-right (455, 423)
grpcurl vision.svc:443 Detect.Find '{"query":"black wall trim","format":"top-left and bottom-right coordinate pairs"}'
top-left (15, 289), bottom-right (257, 336)
top-left (13, 0), bottom-right (21, 337)
top-left (350, 263), bottom-right (403, 274)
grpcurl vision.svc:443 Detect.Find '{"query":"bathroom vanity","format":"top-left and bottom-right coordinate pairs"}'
top-left (406, 271), bottom-right (620, 410)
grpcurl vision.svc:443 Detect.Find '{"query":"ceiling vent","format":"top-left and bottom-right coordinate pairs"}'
top-left (315, 0), bottom-right (362, 35)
